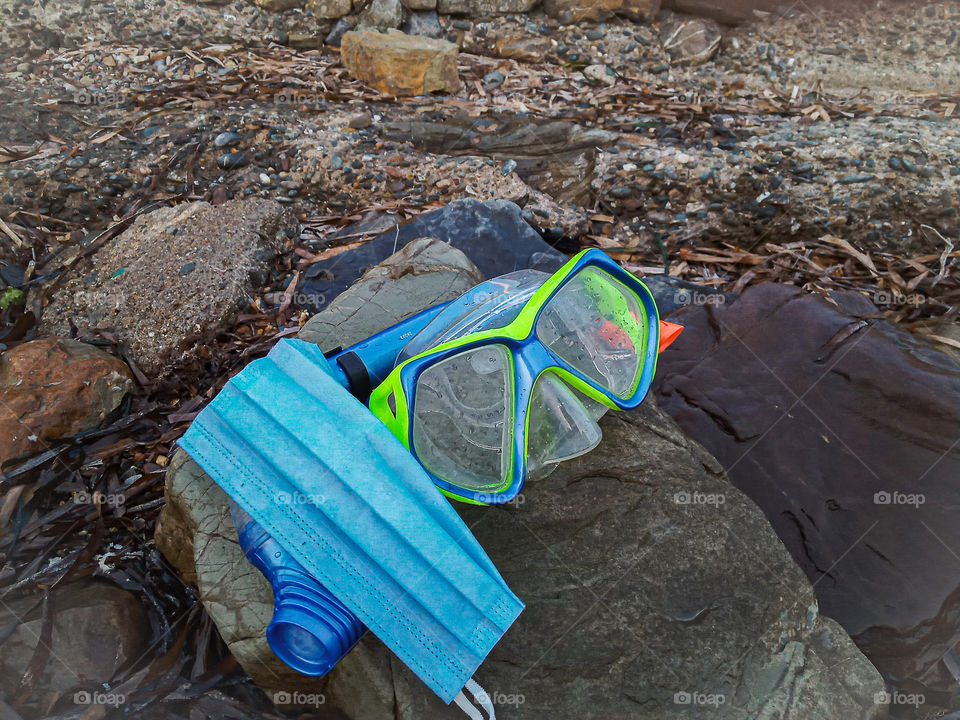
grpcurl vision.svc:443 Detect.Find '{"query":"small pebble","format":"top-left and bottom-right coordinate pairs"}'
top-left (837, 174), bottom-right (874, 184)
top-left (217, 153), bottom-right (249, 170)
top-left (213, 132), bottom-right (242, 148)
top-left (483, 70), bottom-right (505, 89)
top-left (347, 113), bottom-right (371, 129)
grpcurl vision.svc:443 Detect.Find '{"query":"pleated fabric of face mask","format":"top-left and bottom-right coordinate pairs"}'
top-left (179, 338), bottom-right (524, 706)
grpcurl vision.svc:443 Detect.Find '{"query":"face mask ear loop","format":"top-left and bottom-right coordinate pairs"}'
top-left (453, 679), bottom-right (496, 720)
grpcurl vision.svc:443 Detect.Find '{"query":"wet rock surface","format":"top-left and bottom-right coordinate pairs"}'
top-left (159, 241), bottom-right (885, 720)
top-left (39, 199), bottom-right (295, 374)
top-left (0, 337), bottom-right (134, 464)
top-left (654, 284), bottom-right (960, 714)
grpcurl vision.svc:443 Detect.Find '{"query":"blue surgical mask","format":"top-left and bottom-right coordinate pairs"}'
top-left (179, 338), bottom-right (523, 705)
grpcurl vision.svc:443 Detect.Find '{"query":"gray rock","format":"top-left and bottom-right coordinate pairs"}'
top-left (40, 199), bottom-right (295, 375)
top-left (298, 236), bottom-right (484, 348)
top-left (158, 240), bottom-right (885, 719)
top-left (297, 198), bottom-right (567, 313)
top-left (660, 13), bottom-right (722, 66)
top-left (401, 9), bottom-right (444, 37)
top-left (357, 0), bottom-right (403, 30)
top-left (213, 132), bottom-right (241, 148)
top-left (217, 152), bottom-right (249, 169)
top-left (0, 581), bottom-right (150, 697)
top-left (325, 18), bottom-right (354, 45)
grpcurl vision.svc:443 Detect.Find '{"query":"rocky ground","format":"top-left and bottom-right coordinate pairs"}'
top-left (1, 0), bottom-right (959, 718)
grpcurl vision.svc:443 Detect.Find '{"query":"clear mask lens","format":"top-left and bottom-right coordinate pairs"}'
top-left (535, 267), bottom-right (645, 398)
top-left (412, 344), bottom-right (513, 492)
top-left (526, 374), bottom-right (603, 482)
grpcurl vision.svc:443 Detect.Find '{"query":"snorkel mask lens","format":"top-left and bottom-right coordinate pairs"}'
top-left (526, 374), bottom-right (604, 481)
top-left (411, 344), bottom-right (514, 492)
top-left (535, 266), bottom-right (646, 398)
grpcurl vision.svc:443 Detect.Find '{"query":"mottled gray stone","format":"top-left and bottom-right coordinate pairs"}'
top-left (357, 0), bottom-right (403, 30)
top-left (39, 199), bottom-right (294, 375)
top-left (298, 236), bottom-right (483, 349)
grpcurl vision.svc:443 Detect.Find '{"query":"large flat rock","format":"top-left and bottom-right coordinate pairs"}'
top-left (340, 29), bottom-right (460, 96)
top-left (654, 282), bottom-right (960, 702)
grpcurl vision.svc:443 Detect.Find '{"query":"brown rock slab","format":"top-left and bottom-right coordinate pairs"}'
top-left (340, 29), bottom-right (460, 96)
top-left (0, 337), bottom-right (133, 464)
top-left (357, 0), bottom-right (403, 29)
top-left (493, 34), bottom-right (551, 62)
top-left (654, 282), bottom-right (960, 699)
top-left (39, 199), bottom-right (294, 376)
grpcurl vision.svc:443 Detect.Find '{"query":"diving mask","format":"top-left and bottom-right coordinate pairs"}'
top-left (327, 248), bottom-right (681, 506)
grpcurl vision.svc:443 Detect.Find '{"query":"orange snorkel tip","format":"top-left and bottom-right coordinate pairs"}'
top-left (658, 321), bottom-right (683, 353)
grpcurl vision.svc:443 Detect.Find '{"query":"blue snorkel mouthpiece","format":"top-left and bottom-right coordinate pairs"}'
top-left (230, 501), bottom-right (365, 676)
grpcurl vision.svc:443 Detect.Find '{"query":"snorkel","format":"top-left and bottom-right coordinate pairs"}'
top-left (212, 249), bottom-right (683, 688)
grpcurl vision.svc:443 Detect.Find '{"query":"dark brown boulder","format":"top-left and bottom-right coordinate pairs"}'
top-left (654, 282), bottom-right (960, 699)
